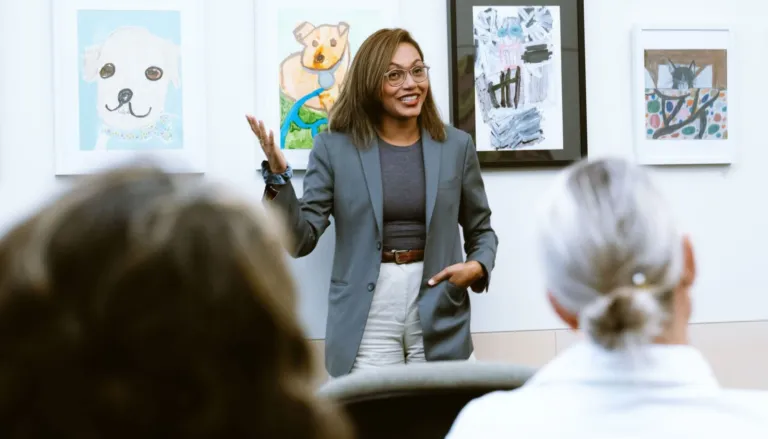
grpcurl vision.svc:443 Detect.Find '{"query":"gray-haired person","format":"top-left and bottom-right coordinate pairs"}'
top-left (448, 157), bottom-right (768, 438)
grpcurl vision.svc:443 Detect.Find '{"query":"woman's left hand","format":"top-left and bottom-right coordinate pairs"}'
top-left (428, 261), bottom-right (485, 291)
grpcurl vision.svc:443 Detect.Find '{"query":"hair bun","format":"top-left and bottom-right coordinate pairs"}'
top-left (580, 286), bottom-right (664, 350)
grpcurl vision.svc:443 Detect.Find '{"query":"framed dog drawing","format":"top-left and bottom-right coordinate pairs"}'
top-left (254, 0), bottom-right (401, 170)
top-left (52, 0), bottom-right (206, 175)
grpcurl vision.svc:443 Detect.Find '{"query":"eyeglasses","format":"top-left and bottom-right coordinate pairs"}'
top-left (383, 65), bottom-right (430, 87)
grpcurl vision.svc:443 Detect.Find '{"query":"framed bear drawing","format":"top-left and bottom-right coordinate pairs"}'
top-left (52, 0), bottom-right (207, 175)
top-left (254, 0), bottom-right (400, 170)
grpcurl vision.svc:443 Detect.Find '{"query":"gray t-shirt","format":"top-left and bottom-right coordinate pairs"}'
top-left (378, 138), bottom-right (427, 251)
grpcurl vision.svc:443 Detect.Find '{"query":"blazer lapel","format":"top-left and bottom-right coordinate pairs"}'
top-left (358, 139), bottom-right (384, 237)
top-left (422, 128), bottom-right (441, 234)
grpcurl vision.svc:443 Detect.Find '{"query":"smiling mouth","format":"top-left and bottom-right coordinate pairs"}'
top-left (399, 94), bottom-right (420, 103)
top-left (105, 102), bottom-right (152, 118)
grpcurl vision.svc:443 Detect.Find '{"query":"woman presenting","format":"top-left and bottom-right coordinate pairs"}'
top-left (247, 28), bottom-right (497, 377)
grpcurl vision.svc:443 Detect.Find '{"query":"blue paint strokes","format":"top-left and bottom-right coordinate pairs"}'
top-left (496, 16), bottom-right (523, 39)
top-left (279, 87), bottom-right (327, 149)
top-left (489, 107), bottom-right (543, 149)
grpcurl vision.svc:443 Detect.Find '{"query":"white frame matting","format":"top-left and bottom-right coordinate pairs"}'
top-left (632, 24), bottom-right (736, 165)
top-left (52, 0), bottom-right (207, 175)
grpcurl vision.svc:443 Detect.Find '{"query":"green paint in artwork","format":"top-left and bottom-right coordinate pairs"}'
top-left (647, 100), bottom-right (661, 113)
top-left (279, 93), bottom-right (328, 150)
top-left (681, 126), bottom-right (696, 135)
top-left (277, 8), bottom-right (384, 151)
top-left (707, 124), bottom-right (720, 135)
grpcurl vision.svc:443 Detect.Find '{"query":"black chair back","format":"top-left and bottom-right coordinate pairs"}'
top-left (318, 361), bottom-right (536, 439)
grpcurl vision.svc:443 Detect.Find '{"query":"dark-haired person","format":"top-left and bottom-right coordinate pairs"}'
top-left (247, 28), bottom-right (497, 377)
top-left (0, 164), bottom-right (353, 438)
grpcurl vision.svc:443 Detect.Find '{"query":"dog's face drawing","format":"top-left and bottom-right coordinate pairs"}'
top-left (83, 27), bottom-right (180, 131)
top-left (293, 21), bottom-right (350, 70)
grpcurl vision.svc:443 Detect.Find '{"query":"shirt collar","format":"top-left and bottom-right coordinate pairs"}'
top-left (526, 340), bottom-right (720, 390)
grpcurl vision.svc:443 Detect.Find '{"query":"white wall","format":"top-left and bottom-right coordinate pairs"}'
top-left (1, 0), bottom-right (766, 339)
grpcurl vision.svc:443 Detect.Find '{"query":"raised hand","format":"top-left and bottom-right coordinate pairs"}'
top-left (246, 115), bottom-right (288, 174)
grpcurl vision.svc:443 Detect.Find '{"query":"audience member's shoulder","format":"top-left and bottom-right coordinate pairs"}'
top-left (721, 389), bottom-right (768, 416)
top-left (446, 390), bottom-right (526, 438)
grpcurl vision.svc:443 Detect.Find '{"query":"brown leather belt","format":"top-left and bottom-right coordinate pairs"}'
top-left (381, 249), bottom-right (424, 264)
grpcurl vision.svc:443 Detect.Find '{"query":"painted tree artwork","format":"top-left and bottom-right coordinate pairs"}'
top-left (644, 49), bottom-right (727, 140)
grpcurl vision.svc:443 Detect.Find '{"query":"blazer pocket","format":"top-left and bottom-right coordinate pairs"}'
top-left (443, 281), bottom-right (468, 306)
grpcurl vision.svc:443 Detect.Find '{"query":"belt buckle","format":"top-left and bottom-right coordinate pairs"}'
top-left (393, 250), bottom-right (407, 264)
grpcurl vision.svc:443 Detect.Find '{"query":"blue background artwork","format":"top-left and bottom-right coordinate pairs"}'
top-left (77, 10), bottom-right (183, 151)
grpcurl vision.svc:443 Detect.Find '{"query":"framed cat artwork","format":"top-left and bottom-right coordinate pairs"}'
top-left (447, 0), bottom-right (588, 168)
top-left (632, 24), bottom-right (736, 165)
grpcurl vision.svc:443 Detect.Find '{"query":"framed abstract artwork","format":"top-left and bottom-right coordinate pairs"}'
top-left (632, 25), bottom-right (735, 165)
top-left (52, 0), bottom-right (207, 175)
top-left (447, 0), bottom-right (587, 168)
top-left (254, 0), bottom-right (400, 170)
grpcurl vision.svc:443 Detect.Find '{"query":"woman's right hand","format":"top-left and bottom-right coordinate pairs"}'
top-left (246, 115), bottom-right (288, 174)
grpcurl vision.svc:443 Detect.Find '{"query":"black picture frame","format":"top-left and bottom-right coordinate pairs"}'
top-left (447, 0), bottom-right (588, 168)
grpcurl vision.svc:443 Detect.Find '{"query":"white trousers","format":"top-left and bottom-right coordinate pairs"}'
top-left (351, 261), bottom-right (476, 371)
top-left (352, 262), bottom-right (426, 370)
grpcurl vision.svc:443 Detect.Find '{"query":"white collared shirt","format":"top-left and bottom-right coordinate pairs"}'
top-left (446, 341), bottom-right (768, 438)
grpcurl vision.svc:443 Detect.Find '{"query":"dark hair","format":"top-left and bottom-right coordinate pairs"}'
top-left (329, 27), bottom-right (446, 147)
top-left (0, 164), bottom-right (353, 438)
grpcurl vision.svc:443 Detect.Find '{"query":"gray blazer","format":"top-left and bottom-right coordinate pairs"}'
top-left (268, 125), bottom-right (497, 377)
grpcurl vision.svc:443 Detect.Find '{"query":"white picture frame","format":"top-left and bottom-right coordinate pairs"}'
top-left (52, 0), bottom-right (207, 175)
top-left (253, 0), bottom-right (400, 170)
top-left (631, 24), bottom-right (736, 165)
